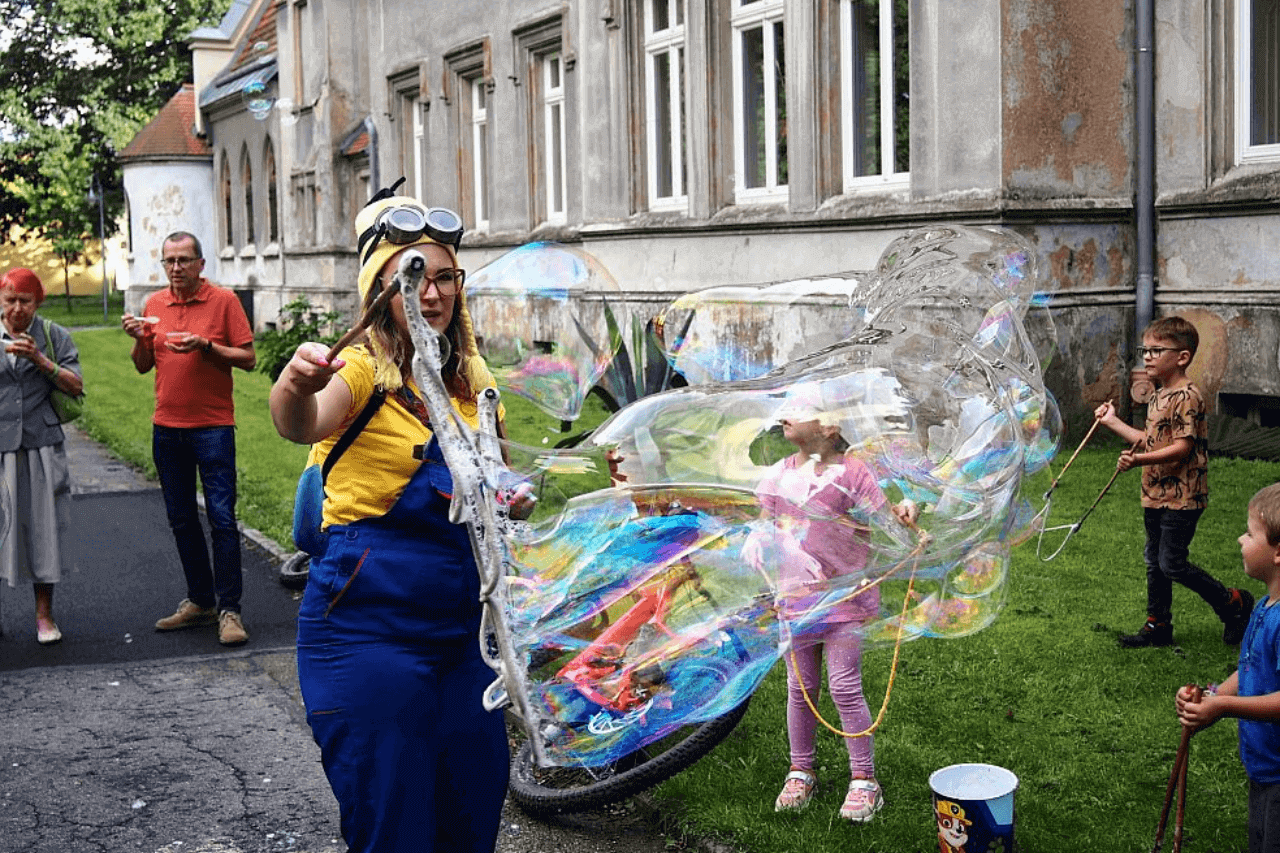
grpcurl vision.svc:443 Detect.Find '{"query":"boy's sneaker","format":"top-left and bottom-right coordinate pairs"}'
top-left (218, 611), bottom-right (249, 646)
top-left (1222, 588), bottom-right (1255, 645)
top-left (155, 599), bottom-right (218, 631)
top-left (1118, 618), bottom-right (1173, 648)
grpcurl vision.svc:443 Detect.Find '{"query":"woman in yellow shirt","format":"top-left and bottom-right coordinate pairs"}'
top-left (270, 189), bottom-right (517, 853)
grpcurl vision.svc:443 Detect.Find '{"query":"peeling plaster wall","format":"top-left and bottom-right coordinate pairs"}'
top-left (1003, 0), bottom-right (1132, 197)
top-left (121, 160), bottom-right (217, 315)
top-left (1154, 0), bottom-right (1209, 189)
top-left (179, 0), bottom-right (1280, 435)
top-left (1157, 216), bottom-right (1280, 402)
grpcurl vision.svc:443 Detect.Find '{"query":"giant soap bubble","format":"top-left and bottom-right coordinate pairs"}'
top-left (452, 225), bottom-right (1060, 768)
top-left (655, 275), bottom-right (871, 384)
top-left (465, 242), bottom-right (626, 422)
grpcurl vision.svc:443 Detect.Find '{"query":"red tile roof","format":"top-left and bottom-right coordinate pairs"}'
top-left (119, 85), bottom-right (211, 161)
top-left (222, 3), bottom-right (278, 77)
top-left (343, 130), bottom-right (370, 156)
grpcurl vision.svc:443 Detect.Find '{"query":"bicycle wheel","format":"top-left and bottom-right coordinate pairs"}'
top-left (279, 551), bottom-right (310, 590)
top-left (507, 695), bottom-right (751, 817)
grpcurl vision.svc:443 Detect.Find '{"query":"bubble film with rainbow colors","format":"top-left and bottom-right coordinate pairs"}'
top-left (465, 242), bottom-right (625, 422)
top-left (469, 226), bottom-right (1060, 767)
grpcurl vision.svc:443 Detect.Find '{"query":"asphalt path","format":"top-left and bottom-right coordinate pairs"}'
top-left (0, 490), bottom-right (299, 669)
top-left (0, 426), bottom-right (687, 853)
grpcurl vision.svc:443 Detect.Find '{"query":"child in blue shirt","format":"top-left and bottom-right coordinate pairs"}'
top-left (1177, 483), bottom-right (1280, 852)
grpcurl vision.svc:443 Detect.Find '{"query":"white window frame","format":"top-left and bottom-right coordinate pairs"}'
top-left (645, 0), bottom-right (688, 211)
top-left (470, 77), bottom-right (490, 231)
top-left (411, 94), bottom-right (427, 200)
top-left (732, 0), bottom-right (787, 204)
top-left (840, 0), bottom-right (909, 191)
top-left (1236, 0), bottom-right (1280, 164)
top-left (264, 140), bottom-right (280, 246)
top-left (240, 145), bottom-right (256, 249)
top-left (542, 52), bottom-right (568, 225)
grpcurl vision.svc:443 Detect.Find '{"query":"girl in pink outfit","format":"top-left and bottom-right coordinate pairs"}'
top-left (756, 389), bottom-right (916, 823)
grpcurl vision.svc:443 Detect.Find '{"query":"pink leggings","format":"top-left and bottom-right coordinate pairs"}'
top-left (784, 620), bottom-right (874, 778)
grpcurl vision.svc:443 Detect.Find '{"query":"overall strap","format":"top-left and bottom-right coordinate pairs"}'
top-left (320, 388), bottom-right (386, 485)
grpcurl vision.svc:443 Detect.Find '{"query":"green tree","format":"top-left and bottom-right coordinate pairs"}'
top-left (0, 0), bottom-right (231, 237)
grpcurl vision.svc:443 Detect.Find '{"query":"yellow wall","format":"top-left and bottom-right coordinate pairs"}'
top-left (1, 227), bottom-right (117, 297)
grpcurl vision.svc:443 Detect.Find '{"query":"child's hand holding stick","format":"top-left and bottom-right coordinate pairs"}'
top-left (1152, 684), bottom-right (1202, 853)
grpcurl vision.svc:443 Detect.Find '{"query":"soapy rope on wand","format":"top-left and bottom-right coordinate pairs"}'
top-left (1036, 404), bottom-right (1139, 561)
top-left (790, 517), bottom-right (930, 739)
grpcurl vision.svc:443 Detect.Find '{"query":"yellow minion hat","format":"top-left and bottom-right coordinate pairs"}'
top-left (353, 193), bottom-right (480, 389)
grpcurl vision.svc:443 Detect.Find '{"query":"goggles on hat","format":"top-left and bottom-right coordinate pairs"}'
top-left (358, 204), bottom-right (464, 266)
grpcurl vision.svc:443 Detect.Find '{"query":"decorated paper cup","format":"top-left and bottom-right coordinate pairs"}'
top-left (930, 763), bottom-right (1018, 852)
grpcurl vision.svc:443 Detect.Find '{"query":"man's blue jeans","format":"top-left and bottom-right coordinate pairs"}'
top-left (153, 425), bottom-right (242, 613)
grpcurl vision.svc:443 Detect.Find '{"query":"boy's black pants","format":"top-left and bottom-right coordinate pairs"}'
top-left (1142, 507), bottom-right (1231, 624)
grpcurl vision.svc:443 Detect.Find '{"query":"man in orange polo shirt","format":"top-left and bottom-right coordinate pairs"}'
top-left (122, 231), bottom-right (256, 647)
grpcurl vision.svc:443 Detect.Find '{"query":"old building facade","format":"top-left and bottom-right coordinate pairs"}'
top-left (122, 0), bottom-right (1279, 429)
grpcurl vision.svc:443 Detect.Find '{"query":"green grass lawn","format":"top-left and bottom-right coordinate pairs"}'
top-left (39, 292), bottom-right (126, 329)
top-left (68, 323), bottom-right (1278, 850)
top-left (653, 448), bottom-right (1278, 852)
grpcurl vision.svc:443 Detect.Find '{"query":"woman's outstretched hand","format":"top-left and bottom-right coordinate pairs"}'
top-left (281, 342), bottom-right (346, 397)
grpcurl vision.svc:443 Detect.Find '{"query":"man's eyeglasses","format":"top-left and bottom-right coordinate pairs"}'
top-left (161, 257), bottom-right (200, 269)
top-left (384, 268), bottom-right (466, 296)
top-left (1139, 346), bottom-right (1183, 358)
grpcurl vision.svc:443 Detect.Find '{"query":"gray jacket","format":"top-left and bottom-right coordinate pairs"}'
top-left (0, 318), bottom-right (82, 452)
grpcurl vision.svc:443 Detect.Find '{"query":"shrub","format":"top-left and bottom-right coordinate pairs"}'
top-left (256, 296), bottom-right (344, 380)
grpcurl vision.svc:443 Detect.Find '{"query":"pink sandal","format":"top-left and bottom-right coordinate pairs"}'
top-left (840, 778), bottom-right (884, 822)
top-left (774, 769), bottom-right (818, 812)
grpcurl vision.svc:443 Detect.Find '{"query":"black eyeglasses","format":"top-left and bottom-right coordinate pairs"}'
top-left (1139, 346), bottom-right (1183, 358)
top-left (161, 257), bottom-right (201, 269)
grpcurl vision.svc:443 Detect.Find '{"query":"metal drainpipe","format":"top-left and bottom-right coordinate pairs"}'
top-left (1135, 0), bottom-right (1156, 337)
top-left (364, 116), bottom-right (380, 198)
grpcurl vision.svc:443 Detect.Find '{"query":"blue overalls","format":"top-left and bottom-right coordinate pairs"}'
top-left (297, 438), bottom-right (509, 853)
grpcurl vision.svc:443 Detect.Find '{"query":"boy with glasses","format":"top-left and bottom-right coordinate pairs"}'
top-left (121, 231), bottom-right (257, 647)
top-left (1094, 316), bottom-right (1254, 648)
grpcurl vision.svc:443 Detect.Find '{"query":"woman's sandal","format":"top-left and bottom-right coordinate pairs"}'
top-left (839, 778), bottom-right (884, 822)
top-left (774, 769), bottom-right (818, 812)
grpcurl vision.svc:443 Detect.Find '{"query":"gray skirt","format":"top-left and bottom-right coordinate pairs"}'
top-left (0, 444), bottom-right (73, 587)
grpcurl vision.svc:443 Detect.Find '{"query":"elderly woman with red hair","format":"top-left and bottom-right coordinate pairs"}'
top-left (0, 267), bottom-right (83, 644)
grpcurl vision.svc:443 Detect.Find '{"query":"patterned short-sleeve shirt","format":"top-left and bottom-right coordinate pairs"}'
top-left (1140, 382), bottom-right (1208, 510)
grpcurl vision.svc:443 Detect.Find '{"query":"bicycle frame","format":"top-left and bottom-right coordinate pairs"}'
top-left (555, 561), bottom-right (709, 708)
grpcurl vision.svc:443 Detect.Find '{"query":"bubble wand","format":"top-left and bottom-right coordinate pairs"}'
top-left (1035, 404), bottom-right (1135, 561)
top-left (394, 249), bottom-right (550, 767)
top-left (324, 277), bottom-right (403, 362)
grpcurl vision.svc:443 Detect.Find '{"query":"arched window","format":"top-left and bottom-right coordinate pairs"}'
top-left (220, 155), bottom-right (233, 248)
top-left (241, 145), bottom-right (255, 246)
top-left (263, 140), bottom-right (279, 245)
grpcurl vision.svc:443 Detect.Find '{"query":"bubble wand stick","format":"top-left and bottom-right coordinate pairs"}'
top-left (1151, 684), bottom-right (1200, 853)
top-left (1036, 404), bottom-right (1136, 561)
top-left (324, 278), bottom-right (403, 362)
top-left (1045, 401), bottom-right (1108, 496)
